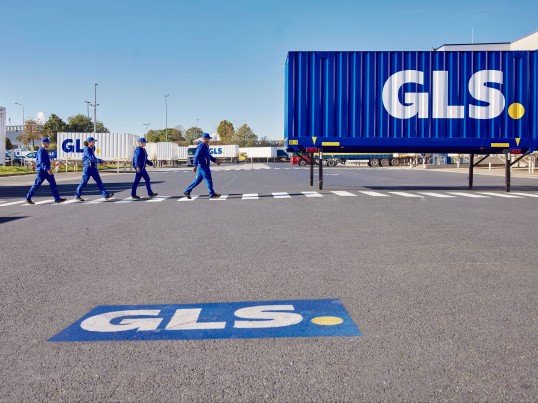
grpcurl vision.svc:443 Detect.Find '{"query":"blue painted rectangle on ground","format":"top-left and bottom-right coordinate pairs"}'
top-left (49, 299), bottom-right (361, 342)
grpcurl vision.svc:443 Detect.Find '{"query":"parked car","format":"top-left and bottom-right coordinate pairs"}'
top-left (4, 153), bottom-right (25, 167)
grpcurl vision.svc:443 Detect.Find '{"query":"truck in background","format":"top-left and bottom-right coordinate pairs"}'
top-left (291, 153), bottom-right (416, 167)
top-left (187, 144), bottom-right (240, 166)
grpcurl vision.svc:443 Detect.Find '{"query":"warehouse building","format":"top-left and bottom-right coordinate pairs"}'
top-left (435, 31), bottom-right (538, 51)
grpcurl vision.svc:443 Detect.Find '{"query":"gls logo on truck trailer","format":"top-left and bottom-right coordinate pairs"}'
top-left (49, 299), bottom-right (361, 342)
top-left (382, 70), bottom-right (525, 120)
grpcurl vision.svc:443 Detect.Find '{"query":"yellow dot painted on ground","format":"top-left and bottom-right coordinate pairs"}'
top-left (508, 103), bottom-right (525, 120)
top-left (311, 316), bottom-right (344, 326)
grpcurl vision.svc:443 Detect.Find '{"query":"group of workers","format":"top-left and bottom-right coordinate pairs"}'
top-left (25, 132), bottom-right (220, 204)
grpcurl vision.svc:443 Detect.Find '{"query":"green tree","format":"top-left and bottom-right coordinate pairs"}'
top-left (217, 120), bottom-right (235, 144)
top-left (184, 127), bottom-right (203, 145)
top-left (233, 124), bottom-right (258, 147)
top-left (67, 114), bottom-right (109, 133)
top-left (146, 128), bottom-right (184, 143)
top-left (17, 119), bottom-right (42, 149)
top-left (5, 137), bottom-right (13, 150)
top-left (258, 136), bottom-right (271, 146)
top-left (42, 113), bottom-right (67, 143)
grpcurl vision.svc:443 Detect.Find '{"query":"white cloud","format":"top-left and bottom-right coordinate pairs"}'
top-left (36, 111), bottom-right (46, 124)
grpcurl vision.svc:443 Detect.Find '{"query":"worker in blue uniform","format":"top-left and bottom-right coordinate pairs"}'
top-left (74, 137), bottom-right (114, 201)
top-left (131, 137), bottom-right (158, 199)
top-left (183, 133), bottom-right (221, 199)
top-left (25, 138), bottom-right (66, 204)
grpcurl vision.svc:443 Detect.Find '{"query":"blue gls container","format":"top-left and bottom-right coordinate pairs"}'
top-left (285, 51), bottom-right (538, 154)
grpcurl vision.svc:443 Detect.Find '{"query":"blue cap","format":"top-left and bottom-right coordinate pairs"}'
top-left (201, 133), bottom-right (212, 139)
top-left (86, 136), bottom-right (97, 142)
top-left (41, 137), bottom-right (51, 143)
top-left (138, 137), bottom-right (147, 143)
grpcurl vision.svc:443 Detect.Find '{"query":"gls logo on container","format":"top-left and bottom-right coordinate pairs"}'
top-left (49, 299), bottom-right (361, 342)
top-left (62, 139), bottom-right (85, 153)
top-left (209, 147), bottom-right (223, 155)
top-left (382, 70), bottom-right (525, 120)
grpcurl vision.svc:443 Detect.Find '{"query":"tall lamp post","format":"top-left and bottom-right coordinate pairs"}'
top-left (93, 83), bottom-right (98, 136)
top-left (85, 101), bottom-right (91, 119)
top-left (143, 123), bottom-right (149, 134)
top-left (165, 94), bottom-right (169, 142)
top-left (14, 102), bottom-right (24, 138)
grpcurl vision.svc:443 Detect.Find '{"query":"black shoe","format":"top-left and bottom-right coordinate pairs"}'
top-left (75, 197), bottom-right (85, 202)
top-left (149, 193), bottom-right (158, 198)
top-left (105, 193), bottom-right (115, 200)
top-left (55, 198), bottom-right (66, 204)
top-left (183, 191), bottom-right (191, 199)
top-left (210, 193), bottom-right (221, 199)
top-left (131, 195), bottom-right (141, 199)
top-left (26, 198), bottom-right (35, 205)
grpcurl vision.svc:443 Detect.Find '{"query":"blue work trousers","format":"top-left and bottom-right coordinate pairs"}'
top-left (26, 170), bottom-right (60, 201)
top-left (184, 165), bottom-right (214, 196)
top-left (131, 169), bottom-right (154, 196)
top-left (75, 168), bottom-right (107, 198)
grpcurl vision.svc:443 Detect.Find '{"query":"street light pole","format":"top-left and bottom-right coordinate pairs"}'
top-left (15, 102), bottom-right (24, 138)
top-left (85, 101), bottom-right (91, 119)
top-left (165, 94), bottom-right (169, 142)
top-left (143, 123), bottom-right (149, 134)
top-left (93, 83), bottom-right (98, 136)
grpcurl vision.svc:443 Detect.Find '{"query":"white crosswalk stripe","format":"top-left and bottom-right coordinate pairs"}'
top-left (359, 191), bottom-right (390, 197)
top-left (417, 192), bottom-right (455, 198)
top-left (242, 193), bottom-right (259, 200)
top-left (388, 192), bottom-right (423, 198)
top-left (0, 200), bottom-right (27, 207)
top-left (147, 196), bottom-right (171, 202)
top-left (478, 192), bottom-right (523, 198)
top-left (272, 192), bottom-right (291, 199)
top-left (23, 199), bottom-right (54, 206)
top-left (448, 192), bottom-right (489, 198)
top-left (179, 195), bottom-right (199, 201)
top-left (331, 191), bottom-right (357, 197)
top-left (58, 199), bottom-right (79, 205)
top-left (301, 191), bottom-right (324, 198)
top-left (508, 192), bottom-right (538, 198)
top-left (209, 194), bottom-right (228, 200)
top-left (86, 198), bottom-right (107, 204)
top-left (115, 197), bottom-right (137, 203)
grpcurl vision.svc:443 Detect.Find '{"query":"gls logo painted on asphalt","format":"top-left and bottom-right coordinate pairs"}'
top-left (49, 299), bottom-right (361, 342)
top-left (382, 70), bottom-right (525, 120)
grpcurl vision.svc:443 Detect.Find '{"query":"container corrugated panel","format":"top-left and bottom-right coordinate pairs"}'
top-left (178, 146), bottom-right (188, 160)
top-left (156, 142), bottom-right (173, 160)
top-left (0, 107), bottom-right (6, 165)
top-left (285, 51), bottom-right (538, 153)
top-left (239, 147), bottom-right (277, 158)
top-left (208, 145), bottom-right (239, 158)
top-left (57, 133), bottom-right (137, 161)
top-left (145, 143), bottom-right (157, 160)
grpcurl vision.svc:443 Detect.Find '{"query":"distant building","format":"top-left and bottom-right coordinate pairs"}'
top-left (435, 31), bottom-right (538, 51)
top-left (6, 125), bottom-right (25, 148)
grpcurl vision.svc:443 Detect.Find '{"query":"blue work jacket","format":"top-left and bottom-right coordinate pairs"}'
top-left (193, 142), bottom-right (216, 167)
top-left (35, 147), bottom-right (52, 171)
top-left (82, 146), bottom-right (103, 169)
top-left (133, 146), bottom-right (154, 170)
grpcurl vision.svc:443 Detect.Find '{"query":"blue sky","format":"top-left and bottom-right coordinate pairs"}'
top-left (1, 0), bottom-right (537, 139)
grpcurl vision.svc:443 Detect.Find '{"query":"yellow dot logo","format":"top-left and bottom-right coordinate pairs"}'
top-left (96, 148), bottom-right (101, 154)
top-left (508, 103), bottom-right (525, 120)
top-left (311, 316), bottom-right (344, 326)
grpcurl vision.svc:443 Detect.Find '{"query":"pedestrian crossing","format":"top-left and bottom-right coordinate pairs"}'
top-left (2, 190), bottom-right (538, 208)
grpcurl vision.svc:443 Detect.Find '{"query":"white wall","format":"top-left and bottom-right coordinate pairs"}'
top-left (0, 107), bottom-right (6, 165)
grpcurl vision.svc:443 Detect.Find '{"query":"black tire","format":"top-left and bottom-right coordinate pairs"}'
top-left (370, 159), bottom-right (380, 167)
top-left (326, 160), bottom-right (336, 167)
top-left (380, 158), bottom-right (390, 167)
top-left (390, 158), bottom-right (401, 166)
top-left (298, 160), bottom-right (307, 167)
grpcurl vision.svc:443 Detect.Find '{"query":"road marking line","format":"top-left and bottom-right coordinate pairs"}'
top-left (58, 199), bottom-right (79, 205)
top-left (179, 195), bottom-right (199, 201)
top-left (115, 198), bottom-right (136, 203)
top-left (509, 192), bottom-right (538, 198)
top-left (417, 192), bottom-right (455, 198)
top-left (301, 191), bottom-right (324, 198)
top-left (388, 192), bottom-right (423, 198)
top-left (210, 194), bottom-right (228, 200)
top-left (331, 191), bottom-right (357, 197)
top-left (478, 192), bottom-right (524, 198)
top-left (86, 198), bottom-right (107, 204)
top-left (22, 199), bottom-right (55, 206)
top-left (147, 196), bottom-right (171, 202)
top-left (272, 192), bottom-right (291, 198)
top-left (0, 200), bottom-right (27, 207)
top-left (448, 192), bottom-right (489, 198)
top-left (242, 193), bottom-right (259, 200)
top-left (358, 191), bottom-right (389, 197)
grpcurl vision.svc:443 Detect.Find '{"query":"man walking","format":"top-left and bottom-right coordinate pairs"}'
top-left (74, 137), bottom-right (114, 201)
top-left (184, 133), bottom-right (221, 199)
top-left (131, 137), bottom-right (158, 199)
top-left (25, 138), bottom-right (66, 204)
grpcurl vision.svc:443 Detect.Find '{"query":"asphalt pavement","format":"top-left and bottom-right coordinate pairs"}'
top-left (0, 163), bottom-right (537, 401)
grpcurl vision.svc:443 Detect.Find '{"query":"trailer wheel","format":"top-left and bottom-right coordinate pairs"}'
top-left (326, 160), bottom-right (336, 167)
top-left (370, 159), bottom-right (380, 167)
top-left (298, 160), bottom-right (307, 167)
top-left (380, 158), bottom-right (390, 167)
top-left (390, 158), bottom-right (400, 166)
